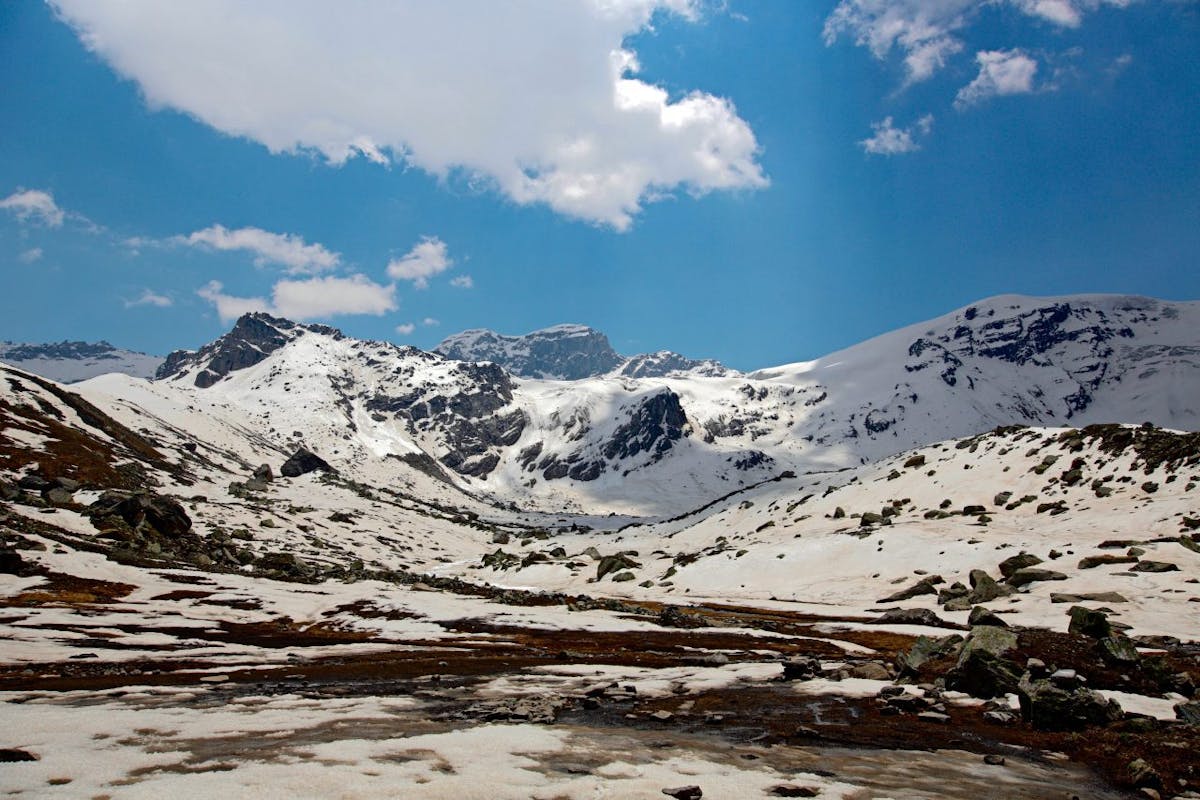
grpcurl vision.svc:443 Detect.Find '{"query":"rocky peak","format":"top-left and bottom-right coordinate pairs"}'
top-left (157, 313), bottom-right (343, 388)
top-left (435, 324), bottom-right (624, 380)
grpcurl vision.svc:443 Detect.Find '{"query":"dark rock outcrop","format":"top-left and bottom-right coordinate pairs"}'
top-left (280, 448), bottom-right (333, 478)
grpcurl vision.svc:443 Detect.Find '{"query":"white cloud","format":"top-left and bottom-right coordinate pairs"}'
top-left (18, 247), bottom-right (44, 263)
top-left (955, 49), bottom-right (1039, 108)
top-left (51, 0), bottom-right (767, 230)
top-left (395, 323), bottom-right (416, 336)
top-left (421, 317), bottom-right (439, 327)
top-left (825, 0), bottom-right (1133, 84)
top-left (1, 189), bottom-right (65, 227)
top-left (386, 236), bottom-right (452, 289)
top-left (180, 224), bottom-right (340, 274)
top-left (860, 114), bottom-right (934, 155)
top-left (450, 275), bottom-right (475, 289)
top-left (197, 274), bottom-right (395, 322)
top-left (124, 288), bottom-right (173, 308)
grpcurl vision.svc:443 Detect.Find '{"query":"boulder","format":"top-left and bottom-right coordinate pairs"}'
top-left (847, 661), bottom-right (891, 680)
top-left (1051, 592), bottom-right (1128, 604)
top-left (1132, 560), bottom-right (1179, 573)
top-left (1016, 675), bottom-right (1123, 731)
top-left (662, 787), bottom-right (702, 800)
top-left (44, 487), bottom-right (74, 505)
top-left (1098, 635), bottom-right (1140, 664)
top-left (999, 553), bottom-right (1043, 578)
top-left (896, 634), bottom-right (963, 677)
top-left (782, 657), bottom-right (823, 681)
top-left (871, 608), bottom-right (948, 627)
top-left (1078, 554), bottom-right (1138, 569)
top-left (937, 582), bottom-right (969, 604)
top-left (88, 491), bottom-right (192, 539)
top-left (967, 569), bottom-right (1013, 603)
top-left (256, 552), bottom-right (315, 577)
top-left (596, 553), bottom-right (641, 581)
top-left (280, 448), bottom-right (333, 478)
top-left (967, 606), bottom-right (1008, 627)
top-left (945, 626), bottom-right (1021, 698)
top-left (1175, 701), bottom-right (1200, 726)
top-left (879, 575), bottom-right (943, 603)
top-left (1006, 568), bottom-right (1068, 588)
top-left (1067, 606), bottom-right (1112, 639)
top-left (252, 464), bottom-right (274, 482)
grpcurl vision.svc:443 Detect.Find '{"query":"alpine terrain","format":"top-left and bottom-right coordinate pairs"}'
top-left (2, 293), bottom-right (1199, 799)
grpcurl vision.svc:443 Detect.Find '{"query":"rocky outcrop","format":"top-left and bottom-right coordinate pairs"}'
top-left (280, 448), bottom-right (333, 478)
top-left (435, 325), bottom-right (624, 380)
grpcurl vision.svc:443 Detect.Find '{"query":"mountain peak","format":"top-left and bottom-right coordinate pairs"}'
top-left (157, 313), bottom-right (344, 388)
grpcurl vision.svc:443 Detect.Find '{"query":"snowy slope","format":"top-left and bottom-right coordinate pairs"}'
top-left (74, 294), bottom-right (1200, 516)
top-left (0, 340), bottom-right (161, 383)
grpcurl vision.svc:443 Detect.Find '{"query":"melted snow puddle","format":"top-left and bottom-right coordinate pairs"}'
top-left (1, 687), bottom-right (1123, 800)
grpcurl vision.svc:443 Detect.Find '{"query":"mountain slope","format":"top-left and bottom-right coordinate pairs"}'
top-left (0, 340), bottom-right (161, 383)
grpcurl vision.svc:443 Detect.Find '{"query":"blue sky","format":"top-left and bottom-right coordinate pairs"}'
top-left (1, 0), bottom-right (1197, 370)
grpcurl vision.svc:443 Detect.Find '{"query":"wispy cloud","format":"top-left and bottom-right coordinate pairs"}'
top-left (1, 189), bottom-right (65, 227)
top-left (51, 0), bottom-right (766, 230)
top-left (18, 247), bottom-right (44, 264)
top-left (197, 275), bottom-right (396, 323)
top-left (860, 114), bottom-right (934, 155)
top-left (449, 274), bottom-right (475, 290)
top-left (395, 322), bottom-right (416, 336)
top-left (421, 317), bottom-right (439, 327)
top-left (123, 288), bottom-right (173, 308)
top-left (179, 225), bottom-right (340, 275)
top-left (386, 236), bottom-right (453, 290)
top-left (955, 49), bottom-right (1040, 108)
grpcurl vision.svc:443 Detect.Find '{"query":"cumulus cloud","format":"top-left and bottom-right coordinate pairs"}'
top-left (197, 274), bottom-right (395, 322)
top-left (180, 224), bottom-right (340, 274)
top-left (421, 317), bottom-right (439, 327)
top-left (955, 49), bottom-right (1039, 108)
top-left (450, 275), bottom-right (475, 289)
top-left (825, 0), bottom-right (1132, 84)
top-left (18, 247), bottom-right (44, 264)
top-left (124, 288), bottom-right (173, 308)
top-left (51, 0), bottom-right (767, 230)
top-left (1, 189), bottom-right (66, 227)
top-left (395, 323), bottom-right (416, 336)
top-left (386, 236), bottom-right (452, 289)
top-left (860, 114), bottom-right (934, 155)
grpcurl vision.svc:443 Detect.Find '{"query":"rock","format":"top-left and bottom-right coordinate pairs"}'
top-left (872, 608), bottom-right (948, 627)
top-left (832, 506), bottom-right (845, 519)
top-left (768, 785), bottom-right (819, 798)
top-left (896, 634), bottom-right (963, 677)
top-left (967, 570), bottom-right (1013, 603)
top-left (943, 597), bottom-right (973, 612)
top-left (256, 552), bottom-right (316, 578)
top-left (879, 575), bottom-right (943, 603)
top-left (983, 710), bottom-right (1017, 725)
top-left (1098, 635), bottom-right (1140, 664)
top-left (947, 626), bottom-right (1021, 698)
top-left (611, 571), bottom-right (636, 582)
top-left (1127, 758), bottom-right (1162, 790)
top-left (918, 711), bottom-right (951, 723)
top-left (491, 531), bottom-right (511, 545)
top-left (983, 754), bottom-right (1006, 766)
top-left (650, 710), bottom-right (674, 722)
top-left (1026, 657), bottom-right (1049, 677)
top-left (937, 582), bottom-right (969, 604)
top-left (782, 657), bottom-right (823, 680)
top-left (16, 475), bottom-right (49, 491)
top-left (0, 748), bottom-right (38, 762)
top-left (999, 553), bottom-right (1043, 578)
top-left (994, 491), bottom-right (1013, 507)
top-left (279, 448), bottom-right (333, 478)
top-left (1016, 675), bottom-right (1123, 731)
top-left (1078, 554), bottom-right (1138, 569)
top-left (1175, 701), bottom-right (1200, 726)
top-left (847, 661), bottom-right (891, 680)
top-left (1132, 560), bottom-right (1179, 573)
top-left (967, 606), bottom-right (1008, 627)
top-left (1051, 591), bottom-right (1129, 604)
top-left (903, 454), bottom-right (926, 468)
top-left (963, 505), bottom-right (987, 516)
top-left (1006, 568), bottom-right (1068, 587)
top-left (860, 512), bottom-right (883, 527)
top-left (596, 553), bottom-right (641, 580)
top-left (1068, 606), bottom-right (1112, 638)
top-left (252, 464), bottom-right (274, 482)
top-left (44, 487), bottom-right (74, 505)
top-left (1141, 481), bottom-right (1159, 494)
top-left (53, 476), bottom-right (80, 491)
top-left (662, 787), bottom-right (702, 800)
top-left (87, 490), bottom-right (192, 539)
top-left (1050, 669), bottom-right (1080, 689)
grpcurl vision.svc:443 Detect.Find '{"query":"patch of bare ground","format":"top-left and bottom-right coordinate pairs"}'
top-left (0, 571), bottom-right (136, 608)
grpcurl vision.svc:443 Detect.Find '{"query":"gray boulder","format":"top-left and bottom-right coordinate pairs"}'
top-left (280, 448), bottom-right (333, 478)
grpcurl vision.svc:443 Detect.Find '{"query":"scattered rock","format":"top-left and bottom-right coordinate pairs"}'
top-left (1017, 674), bottom-right (1123, 731)
top-left (662, 787), bottom-right (702, 800)
top-left (0, 748), bottom-right (38, 762)
top-left (596, 553), bottom-right (641, 580)
top-left (871, 608), bottom-right (948, 627)
top-left (1175, 701), bottom-right (1200, 726)
top-left (1128, 758), bottom-right (1162, 790)
top-left (1051, 591), bottom-right (1128, 604)
top-left (280, 448), bottom-right (333, 478)
top-left (983, 754), bottom-right (1006, 766)
top-left (1132, 560), bottom-right (1179, 573)
top-left (1078, 554), bottom-right (1139, 569)
top-left (1006, 568), bottom-right (1068, 587)
top-left (847, 661), bottom-right (891, 680)
top-left (252, 463), bottom-right (274, 482)
top-left (783, 657), bottom-right (824, 681)
top-left (769, 785), bottom-right (819, 798)
top-left (967, 606), bottom-right (1008, 627)
top-left (1067, 606), bottom-right (1112, 638)
top-left (896, 634), bottom-right (963, 677)
top-left (879, 575), bottom-right (943, 603)
top-left (966, 569), bottom-right (1013, 603)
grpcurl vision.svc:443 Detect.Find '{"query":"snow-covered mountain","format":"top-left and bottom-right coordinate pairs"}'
top-left (0, 340), bottom-right (161, 383)
top-left (82, 294), bottom-right (1200, 516)
top-left (435, 323), bottom-right (732, 379)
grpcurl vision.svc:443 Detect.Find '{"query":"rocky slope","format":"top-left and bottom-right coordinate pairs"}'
top-left (0, 340), bottom-right (161, 383)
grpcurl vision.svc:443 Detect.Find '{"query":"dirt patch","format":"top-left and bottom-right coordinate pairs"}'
top-left (0, 571), bottom-right (136, 608)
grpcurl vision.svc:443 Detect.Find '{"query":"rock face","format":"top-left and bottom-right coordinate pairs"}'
top-left (435, 324), bottom-right (731, 379)
top-left (1016, 674), bottom-right (1123, 731)
top-left (280, 448), bottom-right (333, 478)
top-left (158, 313), bottom-right (342, 388)
top-left (88, 490), bottom-right (192, 539)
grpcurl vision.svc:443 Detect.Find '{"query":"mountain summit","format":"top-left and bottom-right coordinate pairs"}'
top-left (435, 324), bottom-right (731, 380)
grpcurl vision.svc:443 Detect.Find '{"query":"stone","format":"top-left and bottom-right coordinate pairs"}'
top-left (937, 582), bottom-right (969, 604)
top-left (1068, 606), bottom-right (1112, 638)
top-left (1175, 701), bottom-right (1200, 725)
top-left (1098, 635), bottom-right (1140, 664)
top-left (1050, 669), bottom-right (1080, 689)
top-left (879, 575), bottom-right (943, 603)
top-left (782, 657), bottom-right (823, 680)
top-left (1026, 658), bottom-right (1049, 677)
top-left (252, 464), bottom-right (274, 482)
top-left (768, 786), bottom-right (819, 798)
top-left (596, 553), bottom-right (640, 580)
top-left (983, 710), bottom-right (1017, 725)
top-left (963, 505), bottom-right (987, 516)
top-left (491, 531), bottom-right (511, 545)
top-left (44, 487), bottom-right (74, 505)
top-left (256, 552), bottom-right (315, 578)
top-left (88, 490), bottom-right (193, 539)
top-left (650, 710), bottom-right (674, 722)
top-left (918, 711), bottom-right (951, 723)
top-left (1078, 554), bottom-right (1138, 569)
top-left (872, 608), bottom-right (948, 627)
top-left (279, 448), bottom-right (333, 478)
top-left (903, 454), bottom-right (926, 468)
top-left (53, 477), bottom-right (80, 491)
top-left (1127, 758), bottom-right (1161, 790)
top-left (947, 626), bottom-right (1021, 698)
top-left (983, 754), bottom-right (1006, 766)
top-left (1016, 675), bottom-right (1123, 731)
top-left (662, 787), bottom-right (702, 800)
top-left (1132, 560), bottom-right (1179, 573)
top-left (1051, 592), bottom-right (1129, 604)
top-left (1006, 568), bottom-right (1068, 587)
top-left (967, 570), bottom-right (1013, 603)
top-left (967, 606), bottom-right (1008, 627)
top-left (16, 475), bottom-right (49, 491)
top-left (896, 634), bottom-right (963, 677)
top-left (847, 661), bottom-right (891, 680)
top-left (860, 512), bottom-right (884, 526)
